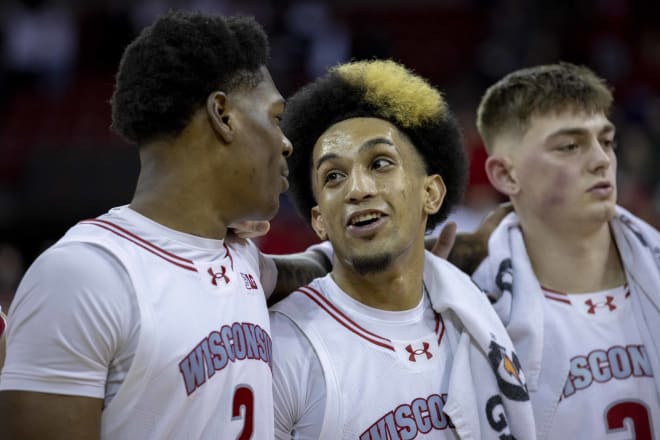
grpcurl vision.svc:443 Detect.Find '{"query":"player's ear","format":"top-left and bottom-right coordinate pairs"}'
top-left (311, 206), bottom-right (328, 241)
top-left (206, 91), bottom-right (233, 143)
top-left (423, 174), bottom-right (446, 215)
top-left (485, 155), bottom-right (519, 196)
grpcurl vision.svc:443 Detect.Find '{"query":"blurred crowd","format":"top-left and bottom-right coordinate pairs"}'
top-left (0, 0), bottom-right (658, 310)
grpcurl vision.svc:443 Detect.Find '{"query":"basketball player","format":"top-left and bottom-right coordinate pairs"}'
top-left (270, 60), bottom-right (536, 439)
top-left (0, 11), bottom-right (302, 439)
top-left (473, 62), bottom-right (660, 439)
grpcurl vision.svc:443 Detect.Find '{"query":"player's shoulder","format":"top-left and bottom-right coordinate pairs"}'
top-left (270, 278), bottom-right (327, 321)
top-left (25, 240), bottom-right (126, 290)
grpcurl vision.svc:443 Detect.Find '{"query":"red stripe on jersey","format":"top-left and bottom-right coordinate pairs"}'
top-left (223, 242), bottom-right (234, 270)
top-left (542, 288), bottom-right (571, 305)
top-left (435, 313), bottom-right (445, 345)
top-left (297, 285), bottom-right (395, 351)
top-left (0, 312), bottom-right (6, 338)
top-left (80, 219), bottom-right (198, 272)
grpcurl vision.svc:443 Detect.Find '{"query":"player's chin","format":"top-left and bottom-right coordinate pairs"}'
top-left (261, 197), bottom-right (281, 220)
top-left (587, 202), bottom-right (616, 222)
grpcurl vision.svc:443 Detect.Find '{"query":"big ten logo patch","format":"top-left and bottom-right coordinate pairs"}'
top-left (240, 273), bottom-right (258, 290)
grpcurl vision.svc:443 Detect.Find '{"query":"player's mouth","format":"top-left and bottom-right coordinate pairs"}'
top-left (587, 181), bottom-right (613, 198)
top-left (346, 210), bottom-right (388, 237)
top-left (280, 167), bottom-right (289, 191)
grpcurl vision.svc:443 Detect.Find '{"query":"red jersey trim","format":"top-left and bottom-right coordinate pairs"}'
top-left (79, 219), bottom-right (198, 272)
top-left (435, 313), bottom-right (445, 345)
top-left (543, 283), bottom-right (630, 304)
top-left (297, 285), bottom-right (395, 351)
top-left (0, 312), bottom-right (6, 338)
top-left (223, 242), bottom-right (234, 270)
top-left (542, 288), bottom-right (571, 305)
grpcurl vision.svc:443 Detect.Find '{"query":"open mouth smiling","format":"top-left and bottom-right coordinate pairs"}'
top-left (345, 211), bottom-right (389, 237)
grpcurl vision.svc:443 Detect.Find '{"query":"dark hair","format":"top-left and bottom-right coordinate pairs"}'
top-left (477, 62), bottom-right (613, 152)
top-left (111, 11), bottom-right (269, 145)
top-left (282, 60), bottom-right (466, 231)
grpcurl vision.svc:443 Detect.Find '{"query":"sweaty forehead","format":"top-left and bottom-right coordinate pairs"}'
top-left (313, 118), bottom-right (403, 157)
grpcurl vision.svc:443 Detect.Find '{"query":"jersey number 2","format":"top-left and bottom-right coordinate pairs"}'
top-left (232, 386), bottom-right (254, 440)
top-left (606, 401), bottom-right (652, 439)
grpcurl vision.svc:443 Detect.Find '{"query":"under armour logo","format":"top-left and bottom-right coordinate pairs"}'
top-left (208, 266), bottom-right (230, 286)
top-left (585, 296), bottom-right (616, 314)
top-left (405, 342), bottom-right (432, 362)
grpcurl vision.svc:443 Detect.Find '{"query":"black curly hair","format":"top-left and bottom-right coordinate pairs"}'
top-left (111, 11), bottom-right (270, 145)
top-left (282, 60), bottom-right (467, 231)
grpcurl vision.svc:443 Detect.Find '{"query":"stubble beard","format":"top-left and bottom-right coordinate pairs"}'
top-left (351, 253), bottom-right (392, 276)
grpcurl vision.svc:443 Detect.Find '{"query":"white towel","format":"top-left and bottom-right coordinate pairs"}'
top-left (423, 251), bottom-right (537, 439)
top-left (472, 205), bottom-right (660, 440)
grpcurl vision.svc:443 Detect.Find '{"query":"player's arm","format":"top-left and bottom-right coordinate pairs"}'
top-left (226, 224), bottom-right (330, 305)
top-left (0, 391), bottom-right (102, 439)
top-left (0, 244), bottom-right (133, 440)
top-left (267, 249), bottom-right (330, 306)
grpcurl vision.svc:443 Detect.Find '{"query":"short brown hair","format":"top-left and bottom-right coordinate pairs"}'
top-left (476, 62), bottom-right (613, 153)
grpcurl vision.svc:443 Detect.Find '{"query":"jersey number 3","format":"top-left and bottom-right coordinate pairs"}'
top-left (606, 400), bottom-right (652, 439)
top-left (232, 386), bottom-right (254, 440)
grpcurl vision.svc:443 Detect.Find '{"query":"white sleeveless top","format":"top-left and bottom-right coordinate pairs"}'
top-left (543, 285), bottom-right (660, 440)
top-left (271, 274), bottom-right (459, 439)
top-left (1, 206), bottom-right (275, 439)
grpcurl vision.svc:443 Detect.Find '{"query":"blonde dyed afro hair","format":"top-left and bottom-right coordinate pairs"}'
top-left (282, 59), bottom-right (466, 230)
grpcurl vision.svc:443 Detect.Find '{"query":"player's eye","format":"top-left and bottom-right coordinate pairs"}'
top-left (557, 143), bottom-right (579, 152)
top-left (601, 139), bottom-right (617, 150)
top-left (324, 170), bottom-right (345, 185)
top-left (372, 158), bottom-right (394, 170)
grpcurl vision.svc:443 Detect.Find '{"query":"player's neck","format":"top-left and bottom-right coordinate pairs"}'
top-left (331, 245), bottom-right (426, 311)
top-left (521, 220), bottom-right (625, 294)
top-left (130, 142), bottom-right (230, 240)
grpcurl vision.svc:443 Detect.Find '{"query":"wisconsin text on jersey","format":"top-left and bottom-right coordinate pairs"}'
top-left (178, 322), bottom-right (273, 395)
top-left (562, 344), bottom-right (653, 399)
top-left (360, 393), bottom-right (453, 439)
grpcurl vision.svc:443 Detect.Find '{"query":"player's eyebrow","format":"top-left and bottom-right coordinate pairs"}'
top-left (545, 123), bottom-right (615, 141)
top-left (315, 137), bottom-right (394, 170)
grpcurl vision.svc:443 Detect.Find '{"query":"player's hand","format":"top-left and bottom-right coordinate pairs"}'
top-left (447, 202), bottom-right (513, 274)
top-left (227, 220), bottom-right (270, 239)
top-left (429, 221), bottom-right (457, 260)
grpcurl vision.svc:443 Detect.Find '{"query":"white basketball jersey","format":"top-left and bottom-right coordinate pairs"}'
top-left (62, 214), bottom-right (274, 439)
top-left (543, 285), bottom-right (660, 440)
top-left (271, 276), bottom-right (458, 439)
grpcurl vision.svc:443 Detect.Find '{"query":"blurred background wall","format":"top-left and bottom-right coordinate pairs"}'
top-left (0, 0), bottom-right (658, 310)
